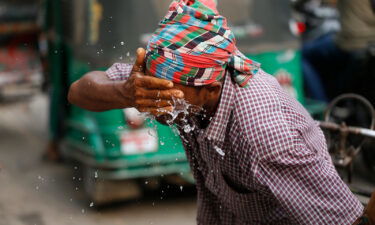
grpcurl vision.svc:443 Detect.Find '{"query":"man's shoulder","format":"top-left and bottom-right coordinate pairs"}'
top-left (233, 70), bottom-right (281, 111)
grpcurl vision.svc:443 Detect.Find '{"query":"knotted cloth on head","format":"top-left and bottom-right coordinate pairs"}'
top-left (146, 0), bottom-right (260, 87)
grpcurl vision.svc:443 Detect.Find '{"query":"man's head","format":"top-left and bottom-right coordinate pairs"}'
top-left (143, 0), bottom-right (260, 124)
top-left (145, 0), bottom-right (260, 87)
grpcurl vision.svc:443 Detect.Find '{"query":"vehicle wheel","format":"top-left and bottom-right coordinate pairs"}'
top-left (324, 94), bottom-right (375, 171)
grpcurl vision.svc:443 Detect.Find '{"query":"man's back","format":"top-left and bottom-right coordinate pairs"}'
top-left (180, 70), bottom-right (363, 224)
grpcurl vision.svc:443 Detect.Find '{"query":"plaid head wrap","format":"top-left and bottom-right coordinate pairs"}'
top-left (146, 0), bottom-right (261, 87)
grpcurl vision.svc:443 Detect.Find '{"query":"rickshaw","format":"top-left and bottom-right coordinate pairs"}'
top-left (46, 0), bottom-right (324, 204)
top-left (45, 0), bottom-right (192, 205)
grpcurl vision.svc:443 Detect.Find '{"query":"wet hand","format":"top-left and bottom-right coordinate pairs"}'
top-left (354, 191), bottom-right (375, 225)
top-left (120, 48), bottom-right (184, 116)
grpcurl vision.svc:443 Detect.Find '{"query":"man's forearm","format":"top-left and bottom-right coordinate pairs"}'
top-left (68, 71), bottom-right (131, 112)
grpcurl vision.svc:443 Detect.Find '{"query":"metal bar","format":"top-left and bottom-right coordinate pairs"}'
top-left (319, 121), bottom-right (375, 139)
top-left (359, 129), bottom-right (375, 138)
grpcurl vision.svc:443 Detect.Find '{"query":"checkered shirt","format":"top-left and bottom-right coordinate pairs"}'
top-left (106, 63), bottom-right (363, 225)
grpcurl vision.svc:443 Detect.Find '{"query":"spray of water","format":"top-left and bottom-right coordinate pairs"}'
top-left (139, 96), bottom-right (203, 141)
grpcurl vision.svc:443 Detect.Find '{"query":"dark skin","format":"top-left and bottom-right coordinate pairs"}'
top-left (68, 48), bottom-right (375, 224)
top-left (68, 48), bottom-right (222, 126)
top-left (69, 48), bottom-right (183, 114)
top-left (146, 70), bottom-right (223, 127)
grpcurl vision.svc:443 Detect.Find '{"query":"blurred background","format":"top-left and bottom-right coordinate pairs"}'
top-left (0, 0), bottom-right (374, 224)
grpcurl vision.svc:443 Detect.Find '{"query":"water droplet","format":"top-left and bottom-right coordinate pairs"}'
top-left (35, 186), bottom-right (39, 190)
top-left (214, 146), bottom-right (225, 156)
top-left (89, 202), bottom-right (94, 207)
top-left (94, 171), bottom-right (98, 178)
top-left (81, 209), bottom-right (85, 214)
top-left (37, 175), bottom-right (44, 181)
top-left (145, 181), bottom-right (149, 185)
top-left (126, 52), bottom-right (130, 57)
top-left (120, 41), bottom-right (125, 45)
top-left (180, 186), bottom-right (183, 192)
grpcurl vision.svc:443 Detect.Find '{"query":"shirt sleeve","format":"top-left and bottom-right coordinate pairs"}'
top-left (236, 73), bottom-right (363, 224)
top-left (106, 63), bottom-right (133, 81)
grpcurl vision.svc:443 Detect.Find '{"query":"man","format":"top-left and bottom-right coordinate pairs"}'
top-left (69, 0), bottom-right (374, 224)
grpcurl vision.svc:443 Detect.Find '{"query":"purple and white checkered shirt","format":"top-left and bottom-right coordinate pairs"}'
top-left (106, 63), bottom-right (363, 225)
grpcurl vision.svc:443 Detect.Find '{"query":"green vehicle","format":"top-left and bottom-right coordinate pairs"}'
top-left (45, 0), bottom-right (324, 204)
top-left (45, 0), bottom-right (192, 205)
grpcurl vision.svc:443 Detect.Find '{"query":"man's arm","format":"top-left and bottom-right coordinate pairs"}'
top-left (353, 193), bottom-right (375, 225)
top-left (68, 71), bottom-right (129, 112)
top-left (241, 119), bottom-right (365, 224)
top-left (68, 48), bottom-right (184, 114)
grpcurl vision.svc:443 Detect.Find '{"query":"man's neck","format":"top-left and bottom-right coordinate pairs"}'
top-left (195, 114), bottom-right (211, 129)
top-left (196, 88), bottom-right (222, 129)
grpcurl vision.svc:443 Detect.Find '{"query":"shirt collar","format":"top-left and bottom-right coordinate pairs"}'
top-left (202, 72), bottom-right (236, 142)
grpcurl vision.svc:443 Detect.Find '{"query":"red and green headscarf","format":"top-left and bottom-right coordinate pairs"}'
top-left (146, 0), bottom-right (260, 88)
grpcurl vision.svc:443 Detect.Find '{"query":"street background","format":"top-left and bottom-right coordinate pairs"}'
top-left (1, 0), bottom-right (375, 224)
top-left (0, 96), bottom-right (196, 225)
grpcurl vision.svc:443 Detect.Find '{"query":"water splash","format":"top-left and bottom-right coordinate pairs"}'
top-left (138, 97), bottom-right (204, 146)
top-left (214, 146), bottom-right (225, 156)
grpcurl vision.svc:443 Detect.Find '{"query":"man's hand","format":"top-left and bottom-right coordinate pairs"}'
top-left (68, 48), bottom-right (184, 115)
top-left (116, 48), bottom-right (184, 116)
top-left (365, 191), bottom-right (375, 224)
top-left (353, 191), bottom-right (375, 225)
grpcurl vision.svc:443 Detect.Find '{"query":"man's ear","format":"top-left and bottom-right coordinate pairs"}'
top-left (205, 81), bottom-right (223, 99)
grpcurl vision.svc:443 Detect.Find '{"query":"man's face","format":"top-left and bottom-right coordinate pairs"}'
top-left (145, 69), bottom-right (223, 126)
top-left (154, 83), bottom-right (206, 125)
